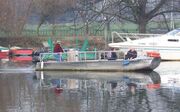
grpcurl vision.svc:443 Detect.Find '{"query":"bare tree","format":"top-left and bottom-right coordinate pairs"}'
top-left (89, 0), bottom-right (180, 33)
top-left (72, 0), bottom-right (123, 49)
top-left (33, 0), bottom-right (76, 34)
top-left (114, 0), bottom-right (180, 33)
top-left (0, 0), bottom-right (33, 36)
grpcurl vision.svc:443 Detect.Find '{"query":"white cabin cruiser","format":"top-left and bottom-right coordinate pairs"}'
top-left (109, 28), bottom-right (180, 60)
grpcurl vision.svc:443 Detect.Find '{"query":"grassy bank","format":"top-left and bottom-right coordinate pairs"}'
top-left (1, 21), bottom-right (176, 38)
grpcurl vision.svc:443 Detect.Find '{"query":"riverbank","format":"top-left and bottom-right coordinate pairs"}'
top-left (0, 36), bottom-right (106, 50)
top-left (0, 37), bottom-right (44, 48)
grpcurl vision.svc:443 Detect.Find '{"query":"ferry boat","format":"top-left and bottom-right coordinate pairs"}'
top-left (108, 28), bottom-right (180, 61)
top-left (35, 50), bottom-right (161, 72)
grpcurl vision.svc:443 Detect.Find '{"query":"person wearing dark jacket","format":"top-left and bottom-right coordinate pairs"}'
top-left (108, 48), bottom-right (117, 60)
top-left (125, 48), bottom-right (137, 60)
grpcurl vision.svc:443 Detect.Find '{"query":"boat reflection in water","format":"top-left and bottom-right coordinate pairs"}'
top-left (34, 71), bottom-right (162, 112)
top-left (36, 71), bottom-right (161, 91)
top-left (2, 58), bottom-right (180, 112)
top-left (1, 66), bottom-right (180, 112)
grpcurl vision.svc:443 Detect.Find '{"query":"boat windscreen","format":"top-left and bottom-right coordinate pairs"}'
top-left (166, 29), bottom-right (180, 36)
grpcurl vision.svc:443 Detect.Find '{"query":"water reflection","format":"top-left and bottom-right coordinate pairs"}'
top-left (34, 71), bottom-right (161, 112)
top-left (0, 73), bottom-right (37, 112)
top-left (0, 60), bottom-right (35, 73)
top-left (1, 61), bottom-right (180, 112)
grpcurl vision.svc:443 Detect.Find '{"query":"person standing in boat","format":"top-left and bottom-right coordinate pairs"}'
top-left (53, 41), bottom-right (64, 61)
top-left (125, 48), bottom-right (137, 60)
top-left (54, 41), bottom-right (64, 53)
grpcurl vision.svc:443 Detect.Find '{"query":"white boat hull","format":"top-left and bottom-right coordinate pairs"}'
top-left (159, 50), bottom-right (180, 61)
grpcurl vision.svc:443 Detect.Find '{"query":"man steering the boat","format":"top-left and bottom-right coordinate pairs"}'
top-left (125, 48), bottom-right (137, 60)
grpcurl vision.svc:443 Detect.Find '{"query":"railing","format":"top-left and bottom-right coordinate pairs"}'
top-left (39, 49), bottom-right (150, 63)
top-left (39, 50), bottom-right (126, 62)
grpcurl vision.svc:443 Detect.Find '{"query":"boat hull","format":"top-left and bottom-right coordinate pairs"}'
top-left (9, 49), bottom-right (33, 56)
top-left (0, 50), bottom-right (9, 59)
top-left (136, 48), bottom-right (180, 61)
top-left (10, 56), bottom-right (32, 62)
top-left (158, 50), bottom-right (180, 61)
top-left (35, 57), bottom-right (161, 72)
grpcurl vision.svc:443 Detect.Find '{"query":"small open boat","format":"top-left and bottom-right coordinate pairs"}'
top-left (0, 50), bottom-right (9, 59)
top-left (9, 46), bottom-right (33, 56)
top-left (0, 46), bottom-right (9, 59)
top-left (35, 50), bottom-right (161, 72)
top-left (9, 49), bottom-right (33, 56)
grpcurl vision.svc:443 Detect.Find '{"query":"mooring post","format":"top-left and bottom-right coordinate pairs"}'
top-left (40, 61), bottom-right (44, 69)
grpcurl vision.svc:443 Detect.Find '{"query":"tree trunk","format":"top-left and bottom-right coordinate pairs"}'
top-left (138, 20), bottom-right (147, 33)
top-left (37, 17), bottom-right (45, 36)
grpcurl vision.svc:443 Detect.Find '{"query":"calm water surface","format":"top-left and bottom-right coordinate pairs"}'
top-left (0, 61), bottom-right (180, 112)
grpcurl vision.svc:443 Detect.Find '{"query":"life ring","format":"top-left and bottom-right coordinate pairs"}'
top-left (146, 51), bottom-right (160, 58)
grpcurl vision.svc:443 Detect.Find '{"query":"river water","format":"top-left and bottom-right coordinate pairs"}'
top-left (0, 61), bottom-right (180, 112)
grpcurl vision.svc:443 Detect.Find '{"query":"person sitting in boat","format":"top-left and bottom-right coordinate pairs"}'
top-left (108, 48), bottom-right (117, 60)
top-left (125, 48), bottom-right (137, 60)
top-left (53, 41), bottom-right (64, 61)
